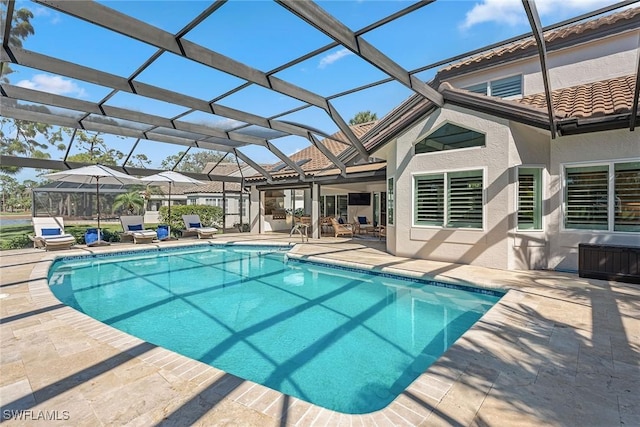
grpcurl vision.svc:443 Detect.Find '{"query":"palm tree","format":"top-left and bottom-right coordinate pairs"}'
top-left (113, 191), bottom-right (144, 215)
top-left (349, 111), bottom-right (377, 125)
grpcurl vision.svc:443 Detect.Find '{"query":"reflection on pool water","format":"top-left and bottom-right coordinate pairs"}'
top-left (49, 245), bottom-right (502, 414)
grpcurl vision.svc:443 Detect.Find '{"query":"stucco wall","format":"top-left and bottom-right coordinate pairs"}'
top-left (444, 31), bottom-right (638, 95)
top-left (390, 105), bottom-right (513, 270)
top-left (547, 129), bottom-right (640, 271)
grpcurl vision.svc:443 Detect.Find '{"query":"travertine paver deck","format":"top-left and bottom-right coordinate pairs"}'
top-left (0, 234), bottom-right (638, 426)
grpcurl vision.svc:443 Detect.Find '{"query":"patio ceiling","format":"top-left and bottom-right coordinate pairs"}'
top-left (1, 0), bottom-right (636, 183)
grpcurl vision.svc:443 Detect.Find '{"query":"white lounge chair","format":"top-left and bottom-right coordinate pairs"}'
top-left (30, 217), bottom-right (76, 251)
top-left (119, 216), bottom-right (157, 244)
top-left (182, 215), bottom-right (218, 239)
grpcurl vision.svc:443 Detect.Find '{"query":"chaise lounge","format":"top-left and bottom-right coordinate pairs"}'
top-left (182, 215), bottom-right (218, 239)
top-left (119, 216), bottom-right (157, 244)
top-left (30, 217), bottom-right (76, 251)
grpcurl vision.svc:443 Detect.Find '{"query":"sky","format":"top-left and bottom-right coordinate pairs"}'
top-left (5, 0), bottom-right (631, 182)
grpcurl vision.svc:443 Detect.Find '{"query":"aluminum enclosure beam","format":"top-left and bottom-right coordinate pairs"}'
top-left (276, 0), bottom-right (444, 108)
top-left (522, 0), bottom-right (558, 139)
top-left (234, 150), bottom-right (273, 184)
top-left (0, 155), bottom-right (243, 182)
top-left (308, 133), bottom-right (347, 177)
top-left (0, 46), bottom-right (317, 141)
top-left (34, 0), bottom-right (371, 162)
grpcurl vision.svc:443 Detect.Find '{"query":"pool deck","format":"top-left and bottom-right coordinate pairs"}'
top-left (1, 234), bottom-right (638, 426)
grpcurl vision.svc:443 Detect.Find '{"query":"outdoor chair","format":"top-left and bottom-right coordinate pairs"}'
top-left (182, 215), bottom-right (218, 239)
top-left (29, 217), bottom-right (76, 251)
top-left (330, 217), bottom-right (353, 238)
top-left (353, 216), bottom-right (375, 234)
top-left (119, 216), bottom-right (157, 244)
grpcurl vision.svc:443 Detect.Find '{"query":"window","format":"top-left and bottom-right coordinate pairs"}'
top-left (615, 162), bottom-right (640, 232)
top-left (415, 123), bottom-right (485, 154)
top-left (387, 177), bottom-right (394, 225)
top-left (463, 75), bottom-right (522, 98)
top-left (517, 168), bottom-right (542, 230)
top-left (414, 170), bottom-right (483, 229)
top-left (564, 161), bottom-right (639, 232)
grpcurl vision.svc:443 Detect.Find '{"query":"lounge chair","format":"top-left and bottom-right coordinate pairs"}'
top-left (353, 216), bottom-right (375, 234)
top-left (182, 215), bottom-right (218, 239)
top-left (30, 217), bottom-right (76, 251)
top-left (119, 216), bottom-right (157, 244)
top-left (330, 217), bottom-right (353, 238)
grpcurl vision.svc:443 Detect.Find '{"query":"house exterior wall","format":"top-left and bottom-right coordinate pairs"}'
top-left (386, 105), bottom-right (638, 272)
top-left (443, 31), bottom-right (638, 95)
top-left (389, 105), bottom-right (514, 270)
top-left (547, 129), bottom-right (640, 271)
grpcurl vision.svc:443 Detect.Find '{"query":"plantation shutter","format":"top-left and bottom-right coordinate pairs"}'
top-left (565, 166), bottom-right (608, 230)
top-left (415, 175), bottom-right (444, 226)
top-left (490, 75), bottom-right (522, 98)
top-left (447, 171), bottom-right (483, 228)
top-left (518, 168), bottom-right (542, 230)
top-left (614, 162), bottom-right (640, 232)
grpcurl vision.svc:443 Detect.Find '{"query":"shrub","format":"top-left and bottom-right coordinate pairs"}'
top-left (2, 234), bottom-right (32, 250)
top-left (158, 205), bottom-right (223, 233)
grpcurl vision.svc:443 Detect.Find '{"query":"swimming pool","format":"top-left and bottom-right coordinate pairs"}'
top-left (49, 244), bottom-right (502, 414)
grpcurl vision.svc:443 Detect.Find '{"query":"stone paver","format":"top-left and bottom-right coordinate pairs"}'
top-left (1, 235), bottom-right (638, 426)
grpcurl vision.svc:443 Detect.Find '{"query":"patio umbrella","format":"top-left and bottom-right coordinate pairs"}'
top-left (140, 171), bottom-right (205, 236)
top-left (44, 165), bottom-right (141, 245)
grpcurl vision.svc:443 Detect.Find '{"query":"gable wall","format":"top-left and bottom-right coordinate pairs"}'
top-left (388, 105), bottom-right (514, 270)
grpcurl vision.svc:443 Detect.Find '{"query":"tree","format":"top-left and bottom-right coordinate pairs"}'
top-left (0, 5), bottom-right (34, 83)
top-left (349, 111), bottom-right (378, 125)
top-left (161, 151), bottom-right (232, 173)
top-left (113, 191), bottom-right (145, 215)
top-left (0, 4), bottom-right (65, 175)
top-left (64, 129), bottom-right (150, 168)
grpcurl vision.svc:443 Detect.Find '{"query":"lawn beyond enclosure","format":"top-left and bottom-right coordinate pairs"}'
top-left (0, 222), bottom-right (129, 250)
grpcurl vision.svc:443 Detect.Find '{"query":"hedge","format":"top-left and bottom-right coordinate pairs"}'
top-left (158, 205), bottom-right (223, 234)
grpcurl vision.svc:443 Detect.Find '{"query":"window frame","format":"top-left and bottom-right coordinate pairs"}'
top-left (562, 159), bottom-right (640, 233)
top-left (516, 166), bottom-right (544, 231)
top-left (462, 73), bottom-right (522, 99)
top-left (387, 177), bottom-right (394, 226)
top-left (412, 168), bottom-right (485, 230)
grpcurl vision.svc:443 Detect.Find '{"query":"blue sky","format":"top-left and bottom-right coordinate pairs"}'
top-left (8, 0), bottom-right (627, 181)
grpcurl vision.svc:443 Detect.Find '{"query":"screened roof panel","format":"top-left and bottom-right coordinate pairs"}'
top-left (151, 127), bottom-right (210, 141)
top-left (216, 84), bottom-right (306, 118)
top-left (12, 100), bottom-right (84, 120)
top-left (329, 80), bottom-right (412, 124)
top-left (234, 125), bottom-right (288, 140)
top-left (84, 115), bottom-right (154, 132)
top-left (5, 65), bottom-right (115, 103)
top-left (201, 136), bottom-right (247, 149)
top-left (185, 1), bottom-right (332, 72)
top-left (102, 91), bottom-right (190, 118)
top-left (20, 12), bottom-right (158, 77)
top-left (315, 0), bottom-right (418, 31)
top-left (134, 52), bottom-right (247, 101)
top-left (179, 111), bottom-right (247, 132)
top-left (97, 1), bottom-right (207, 34)
top-left (277, 106), bottom-right (339, 137)
top-left (273, 48), bottom-right (389, 97)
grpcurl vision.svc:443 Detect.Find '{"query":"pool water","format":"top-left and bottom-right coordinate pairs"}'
top-left (49, 245), bottom-right (501, 414)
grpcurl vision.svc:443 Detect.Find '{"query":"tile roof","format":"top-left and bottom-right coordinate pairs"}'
top-left (517, 74), bottom-right (637, 119)
top-left (267, 121), bottom-right (377, 174)
top-left (438, 7), bottom-right (640, 76)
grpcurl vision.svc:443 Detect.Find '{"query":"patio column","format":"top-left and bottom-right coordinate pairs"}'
top-left (311, 182), bottom-right (320, 239)
top-left (249, 185), bottom-right (261, 234)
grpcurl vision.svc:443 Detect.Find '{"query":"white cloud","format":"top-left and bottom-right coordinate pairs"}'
top-left (32, 6), bottom-right (62, 24)
top-left (16, 74), bottom-right (87, 97)
top-left (460, 0), bottom-right (620, 30)
top-left (318, 48), bottom-right (353, 69)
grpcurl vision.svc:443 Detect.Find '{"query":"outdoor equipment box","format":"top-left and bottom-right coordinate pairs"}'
top-left (578, 244), bottom-right (640, 284)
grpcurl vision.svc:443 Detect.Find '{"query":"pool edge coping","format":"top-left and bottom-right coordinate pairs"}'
top-left (31, 241), bottom-right (513, 425)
